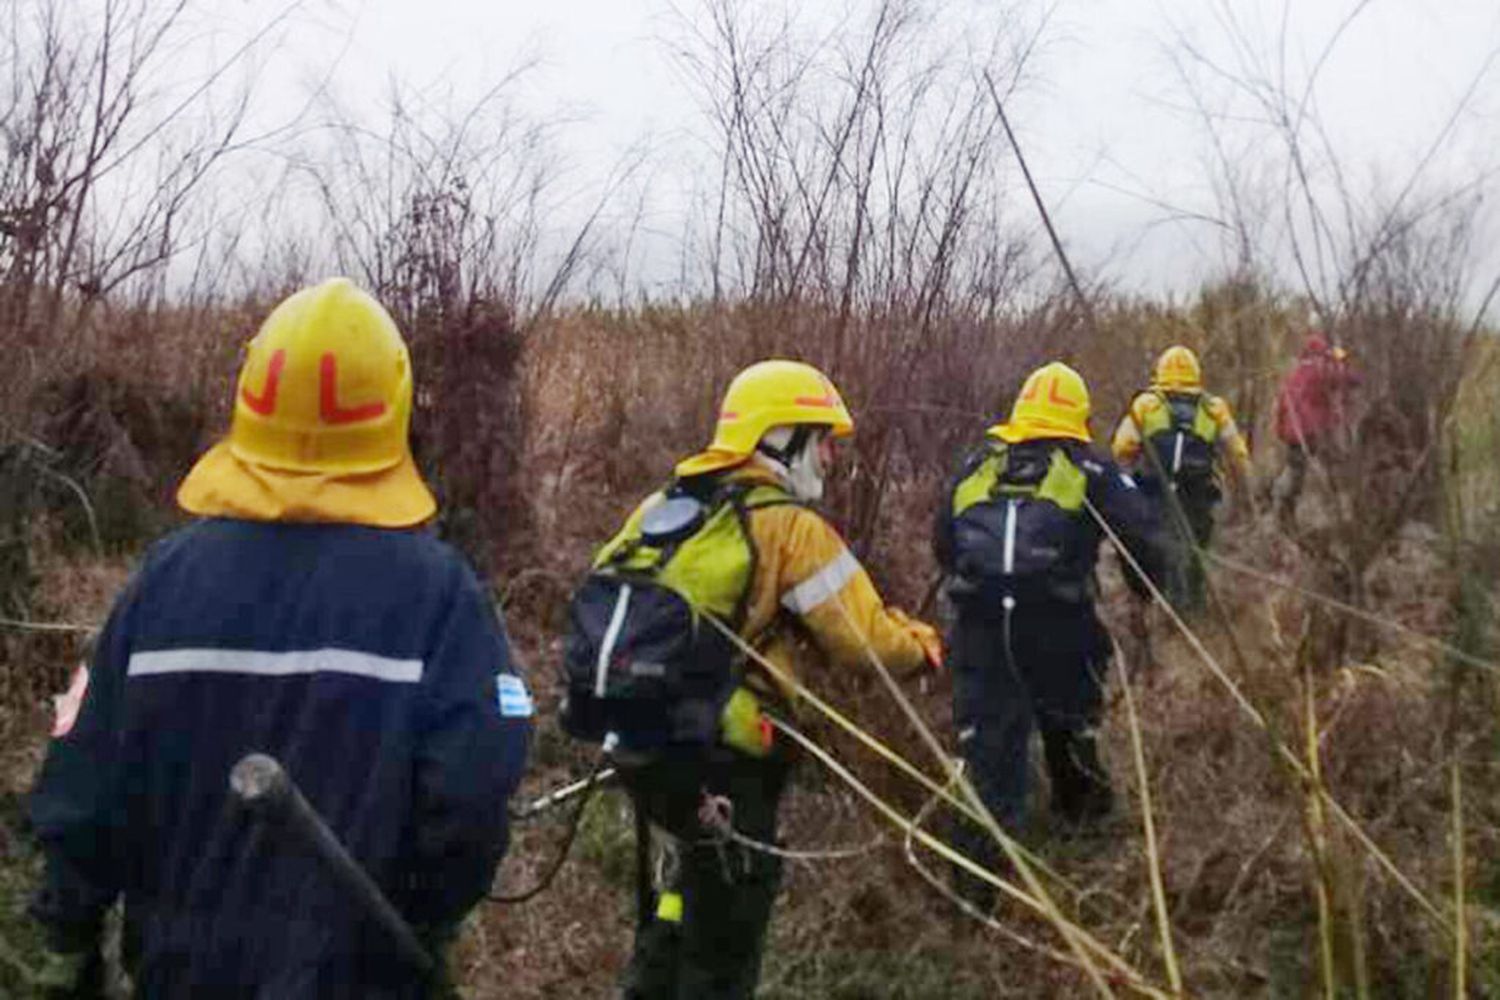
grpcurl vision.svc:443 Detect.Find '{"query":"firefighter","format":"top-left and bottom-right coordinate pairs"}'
top-left (935, 362), bottom-right (1164, 911)
top-left (1272, 333), bottom-right (1360, 525)
top-left (569, 359), bottom-right (941, 1000)
top-left (1110, 345), bottom-right (1251, 610)
top-left (27, 279), bottom-right (532, 999)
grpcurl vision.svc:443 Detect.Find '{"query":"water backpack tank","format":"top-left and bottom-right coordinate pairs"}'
top-left (559, 479), bottom-right (793, 752)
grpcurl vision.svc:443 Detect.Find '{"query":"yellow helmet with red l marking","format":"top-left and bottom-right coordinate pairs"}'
top-left (1152, 345), bottom-right (1202, 391)
top-left (677, 360), bottom-right (854, 477)
top-left (178, 278), bottom-right (435, 526)
top-left (995, 361), bottom-right (1092, 444)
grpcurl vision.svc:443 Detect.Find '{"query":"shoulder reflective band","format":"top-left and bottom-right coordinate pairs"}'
top-left (596, 584), bottom-right (633, 697)
top-left (128, 648), bottom-right (422, 684)
top-left (782, 548), bottom-right (861, 615)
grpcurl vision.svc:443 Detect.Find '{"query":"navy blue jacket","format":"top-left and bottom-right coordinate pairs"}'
top-left (28, 519), bottom-right (532, 998)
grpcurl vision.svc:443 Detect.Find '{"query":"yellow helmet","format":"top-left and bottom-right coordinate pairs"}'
top-left (226, 278), bottom-right (413, 473)
top-left (676, 359), bottom-right (854, 477)
top-left (178, 278), bottom-right (436, 526)
top-left (1152, 344), bottom-right (1202, 391)
top-left (995, 361), bottom-right (1092, 444)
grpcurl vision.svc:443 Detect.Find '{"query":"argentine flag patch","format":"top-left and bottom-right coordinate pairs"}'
top-left (497, 674), bottom-right (534, 718)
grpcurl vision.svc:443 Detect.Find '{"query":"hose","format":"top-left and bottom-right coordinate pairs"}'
top-left (487, 751), bottom-right (611, 904)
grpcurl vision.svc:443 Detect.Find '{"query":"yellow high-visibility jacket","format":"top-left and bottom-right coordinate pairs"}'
top-left (1111, 390), bottom-right (1251, 482)
top-left (603, 464), bottom-right (929, 708)
top-left (725, 467), bottom-right (928, 702)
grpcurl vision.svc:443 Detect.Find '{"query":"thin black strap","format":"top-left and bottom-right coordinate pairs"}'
top-left (986, 442), bottom-right (1010, 500)
top-left (634, 798), bottom-right (653, 929)
top-left (725, 487), bottom-right (761, 632)
top-left (724, 481), bottom-right (808, 645)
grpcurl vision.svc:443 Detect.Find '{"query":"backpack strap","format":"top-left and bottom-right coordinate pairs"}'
top-left (951, 440), bottom-right (1009, 516)
top-left (993, 441), bottom-right (1061, 501)
top-left (720, 481), bottom-right (809, 632)
top-left (719, 483), bottom-right (760, 634)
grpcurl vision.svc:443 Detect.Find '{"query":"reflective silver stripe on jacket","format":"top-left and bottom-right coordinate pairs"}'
top-left (781, 548), bottom-right (861, 615)
top-left (128, 648), bottom-right (423, 684)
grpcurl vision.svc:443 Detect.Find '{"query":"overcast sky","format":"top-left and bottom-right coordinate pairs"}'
top-left (193, 0), bottom-right (1500, 306)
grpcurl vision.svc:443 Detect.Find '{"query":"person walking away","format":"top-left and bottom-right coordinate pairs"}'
top-left (28, 279), bottom-right (532, 998)
top-left (559, 359), bottom-right (941, 1000)
top-left (935, 362), bottom-right (1165, 912)
top-left (1110, 345), bottom-right (1251, 611)
top-left (1272, 333), bottom-right (1360, 525)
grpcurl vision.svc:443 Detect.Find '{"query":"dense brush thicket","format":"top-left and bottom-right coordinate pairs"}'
top-left (3, 284), bottom-right (1499, 997)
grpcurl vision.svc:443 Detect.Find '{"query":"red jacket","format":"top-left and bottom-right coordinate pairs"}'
top-left (1275, 336), bottom-right (1359, 447)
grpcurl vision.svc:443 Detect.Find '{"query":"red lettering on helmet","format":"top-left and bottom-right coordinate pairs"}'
top-left (1046, 378), bottom-right (1079, 407)
top-left (1021, 379), bottom-right (1040, 401)
top-left (795, 375), bottom-right (842, 409)
top-left (320, 354), bottom-right (388, 425)
top-left (240, 350), bottom-right (286, 415)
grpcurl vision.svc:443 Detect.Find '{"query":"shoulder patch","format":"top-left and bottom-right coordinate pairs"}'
top-left (497, 673), bottom-right (534, 718)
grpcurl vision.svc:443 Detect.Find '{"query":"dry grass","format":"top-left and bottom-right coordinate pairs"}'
top-left (437, 297), bottom-right (1500, 997)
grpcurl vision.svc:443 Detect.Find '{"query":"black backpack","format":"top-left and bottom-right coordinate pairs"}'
top-left (949, 442), bottom-right (1090, 601)
top-left (1145, 392), bottom-right (1217, 487)
top-left (559, 480), bottom-right (792, 752)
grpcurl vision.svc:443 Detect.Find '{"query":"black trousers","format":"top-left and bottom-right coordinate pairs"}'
top-left (947, 599), bottom-right (1113, 910)
top-left (619, 751), bottom-right (791, 1000)
top-left (1165, 482), bottom-right (1217, 612)
top-left (1137, 472), bottom-right (1217, 612)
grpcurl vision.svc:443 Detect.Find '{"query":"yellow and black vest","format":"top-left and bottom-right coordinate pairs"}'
top-left (950, 441), bottom-right (1089, 599)
top-left (560, 479), bottom-right (795, 751)
top-left (1139, 391), bottom-right (1218, 482)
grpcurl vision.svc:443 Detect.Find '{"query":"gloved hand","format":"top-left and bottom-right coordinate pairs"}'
top-left (35, 947), bottom-right (104, 999)
top-left (890, 608), bottom-right (943, 671)
top-left (719, 687), bottom-right (774, 758)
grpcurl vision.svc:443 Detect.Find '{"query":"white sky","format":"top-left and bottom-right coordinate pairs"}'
top-left (158, 1), bottom-right (1500, 306)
